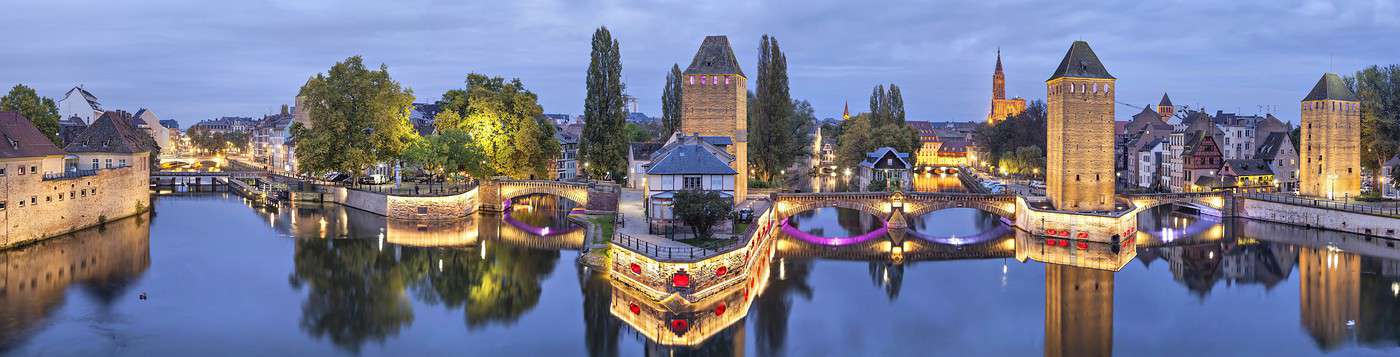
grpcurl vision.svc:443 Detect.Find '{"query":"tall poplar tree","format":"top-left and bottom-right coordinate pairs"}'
top-left (888, 84), bottom-right (906, 125)
top-left (579, 26), bottom-right (627, 183)
top-left (661, 64), bottom-right (683, 137)
top-left (749, 35), bottom-right (809, 182)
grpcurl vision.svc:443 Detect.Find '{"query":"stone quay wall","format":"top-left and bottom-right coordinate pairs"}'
top-left (322, 186), bottom-right (478, 221)
top-left (1, 167), bottom-right (150, 248)
top-left (1235, 197), bottom-right (1400, 239)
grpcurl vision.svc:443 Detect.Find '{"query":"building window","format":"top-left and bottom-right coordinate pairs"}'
top-left (683, 176), bottom-right (702, 190)
top-left (16, 167), bottom-right (23, 175)
top-left (30, 166), bottom-right (36, 174)
top-left (92, 159), bottom-right (99, 170)
top-left (0, 167), bottom-right (5, 176)
top-left (0, 201), bottom-right (5, 210)
top-left (106, 159), bottom-right (112, 168)
top-left (31, 196), bottom-right (36, 205)
top-left (119, 159), bottom-right (127, 167)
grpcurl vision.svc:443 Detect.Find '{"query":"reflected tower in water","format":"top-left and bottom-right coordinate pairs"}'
top-left (1044, 264), bottom-right (1114, 357)
top-left (1299, 246), bottom-right (1361, 350)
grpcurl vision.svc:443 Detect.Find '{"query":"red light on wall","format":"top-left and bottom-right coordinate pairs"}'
top-left (1058, 230), bottom-right (1070, 237)
top-left (670, 319), bottom-right (690, 333)
top-left (714, 303), bottom-right (727, 316)
top-left (716, 266), bottom-right (728, 276)
top-left (1045, 239), bottom-right (1055, 246)
top-left (673, 271), bottom-right (691, 288)
top-left (629, 263), bottom-right (641, 275)
top-left (1045, 228), bottom-right (1056, 235)
top-left (629, 303), bottom-right (640, 315)
top-left (1076, 232), bottom-right (1089, 239)
top-left (1076, 241), bottom-right (1089, 250)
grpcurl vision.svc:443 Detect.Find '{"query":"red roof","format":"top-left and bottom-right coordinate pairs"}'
top-left (0, 112), bottom-right (64, 158)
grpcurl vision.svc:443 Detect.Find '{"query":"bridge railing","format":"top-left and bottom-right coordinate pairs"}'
top-left (345, 181), bottom-right (478, 197)
top-left (613, 233), bottom-right (745, 261)
top-left (1239, 192), bottom-right (1400, 218)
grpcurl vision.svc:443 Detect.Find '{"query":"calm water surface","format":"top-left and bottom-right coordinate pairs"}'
top-left (2, 193), bottom-right (1399, 356)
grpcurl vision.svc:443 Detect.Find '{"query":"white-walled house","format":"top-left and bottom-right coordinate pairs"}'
top-left (857, 147), bottom-right (911, 191)
top-left (1382, 154), bottom-right (1399, 199)
top-left (1136, 139), bottom-right (1167, 190)
top-left (642, 134), bottom-right (737, 229)
top-left (57, 86), bottom-right (102, 125)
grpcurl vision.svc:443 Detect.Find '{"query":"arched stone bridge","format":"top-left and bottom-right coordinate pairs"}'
top-left (771, 191), bottom-right (1017, 223)
top-left (478, 178), bottom-right (620, 213)
top-left (1123, 192), bottom-right (1227, 217)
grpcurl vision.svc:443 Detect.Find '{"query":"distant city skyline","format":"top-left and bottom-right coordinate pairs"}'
top-left (3, 0), bottom-right (1395, 128)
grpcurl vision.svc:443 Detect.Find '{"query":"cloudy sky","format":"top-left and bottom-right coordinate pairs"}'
top-left (3, 0), bottom-right (1396, 128)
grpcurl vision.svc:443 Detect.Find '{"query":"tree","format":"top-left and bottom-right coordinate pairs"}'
top-left (1346, 65), bottom-right (1400, 189)
top-left (887, 85), bottom-right (906, 126)
top-left (973, 100), bottom-right (1048, 166)
top-left (0, 84), bottom-right (62, 145)
top-left (295, 56), bottom-right (417, 176)
top-left (661, 64), bottom-right (683, 137)
top-left (435, 74), bottom-right (558, 179)
top-left (579, 26), bottom-right (628, 183)
top-left (672, 190), bottom-right (734, 239)
top-left (834, 86), bottom-right (920, 168)
top-left (748, 35), bottom-right (813, 183)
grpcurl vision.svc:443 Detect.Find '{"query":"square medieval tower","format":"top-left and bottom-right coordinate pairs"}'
top-left (1299, 73), bottom-right (1362, 198)
top-left (681, 36), bottom-right (748, 201)
top-left (1045, 41), bottom-right (1116, 212)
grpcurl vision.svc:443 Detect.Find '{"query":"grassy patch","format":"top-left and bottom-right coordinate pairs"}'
top-left (586, 215), bottom-right (616, 244)
top-left (734, 222), bottom-right (751, 234)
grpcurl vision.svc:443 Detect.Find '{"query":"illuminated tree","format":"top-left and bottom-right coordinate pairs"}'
top-left (435, 74), bottom-right (558, 179)
top-left (294, 56), bottom-right (417, 175)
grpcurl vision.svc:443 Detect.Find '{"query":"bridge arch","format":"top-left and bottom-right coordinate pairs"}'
top-left (496, 181), bottom-right (590, 208)
top-left (903, 200), bottom-right (1015, 219)
top-left (777, 199), bottom-right (890, 220)
top-left (1127, 193), bottom-right (1226, 217)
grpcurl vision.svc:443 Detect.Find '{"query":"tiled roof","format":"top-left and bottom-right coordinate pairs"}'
top-left (1048, 41), bottom-right (1114, 80)
top-left (1303, 73), bottom-right (1358, 101)
top-left (1159, 93), bottom-right (1173, 107)
top-left (0, 112), bottom-right (65, 158)
top-left (646, 142), bottom-right (736, 175)
top-left (1253, 132), bottom-right (1291, 161)
top-left (860, 147), bottom-right (911, 168)
top-left (684, 36), bottom-right (744, 77)
top-left (64, 111), bottom-right (157, 153)
top-left (1223, 159), bottom-right (1274, 176)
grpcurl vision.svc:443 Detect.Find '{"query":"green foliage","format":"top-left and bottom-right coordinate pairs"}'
top-left (997, 146), bottom-right (1045, 176)
top-left (834, 113), bottom-right (919, 168)
top-left (748, 35), bottom-right (814, 182)
top-left (661, 64), bottom-right (683, 137)
top-left (866, 177), bottom-right (890, 192)
top-left (186, 126), bottom-right (250, 154)
top-left (672, 190), bottom-right (735, 239)
top-left (579, 26), bottom-right (628, 183)
top-left (973, 100), bottom-right (1048, 166)
top-left (624, 122), bottom-right (651, 143)
top-left (295, 56), bottom-right (418, 176)
top-left (434, 74), bottom-right (557, 179)
top-left (867, 83), bottom-right (905, 127)
top-left (1346, 65), bottom-right (1400, 184)
top-left (0, 84), bottom-right (62, 145)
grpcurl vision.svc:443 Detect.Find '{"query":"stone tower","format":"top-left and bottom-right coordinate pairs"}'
top-left (1157, 93), bottom-right (1174, 121)
top-left (1045, 41), bottom-right (1116, 212)
top-left (1299, 73), bottom-right (1361, 199)
top-left (681, 36), bottom-right (747, 201)
top-left (987, 49), bottom-right (1027, 125)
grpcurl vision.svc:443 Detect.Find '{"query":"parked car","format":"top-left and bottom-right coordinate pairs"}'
top-left (357, 174), bottom-right (389, 185)
top-left (324, 173), bottom-right (351, 183)
top-left (735, 208), bottom-right (754, 223)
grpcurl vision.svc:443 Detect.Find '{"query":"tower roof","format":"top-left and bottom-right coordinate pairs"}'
top-left (1159, 93), bottom-right (1173, 107)
top-left (1048, 41), bottom-right (1114, 81)
top-left (684, 36), bottom-right (744, 77)
top-left (843, 101), bottom-right (850, 118)
top-left (995, 48), bottom-right (1004, 73)
top-left (1303, 73), bottom-right (1358, 101)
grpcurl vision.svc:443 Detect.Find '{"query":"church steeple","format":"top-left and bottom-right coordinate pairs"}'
top-left (843, 100), bottom-right (850, 120)
top-left (993, 48), bottom-right (1006, 100)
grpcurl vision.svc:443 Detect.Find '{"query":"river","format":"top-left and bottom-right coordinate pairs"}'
top-left (1, 192), bottom-right (1398, 356)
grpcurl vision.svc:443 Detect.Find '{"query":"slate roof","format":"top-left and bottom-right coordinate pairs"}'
top-left (62, 86), bottom-right (101, 111)
top-left (1303, 73), bottom-right (1358, 102)
top-left (860, 147), bottom-right (912, 168)
top-left (0, 112), bottom-right (65, 158)
top-left (1253, 132), bottom-right (1291, 161)
top-left (158, 119), bottom-right (180, 130)
top-left (1138, 138), bottom-right (1167, 153)
top-left (1223, 159), bottom-right (1274, 176)
top-left (1159, 93), bottom-right (1173, 107)
top-left (629, 142), bottom-right (664, 161)
top-left (684, 36), bottom-right (744, 77)
top-left (64, 111), bottom-right (157, 153)
top-left (1049, 41), bottom-right (1114, 80)
top-left (646, 142), bottom-right (736, 175)
top-left (699, 136), bottom-right (732, 147)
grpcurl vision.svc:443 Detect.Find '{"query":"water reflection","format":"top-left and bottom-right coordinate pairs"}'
top-left (801, 173), bottom-right (967, 193)
top-left (0, 213), bottom-right (151, 352)
top-left (785, 207), bottom-right (882, 238)
top-left (4, 194), bottom-right (1400, 356)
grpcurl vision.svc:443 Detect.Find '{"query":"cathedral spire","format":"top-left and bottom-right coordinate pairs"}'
top-left (993, 48), bottom-right (1006, 100)
top-left (842, 100), bottom-right (850, 120)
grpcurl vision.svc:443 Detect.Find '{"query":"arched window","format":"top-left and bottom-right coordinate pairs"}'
top-left (689, 76), bottom-right (696, 85)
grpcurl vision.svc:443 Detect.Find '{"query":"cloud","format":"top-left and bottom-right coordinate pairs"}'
top-left (1, 0), bottom-right (1396, 126)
